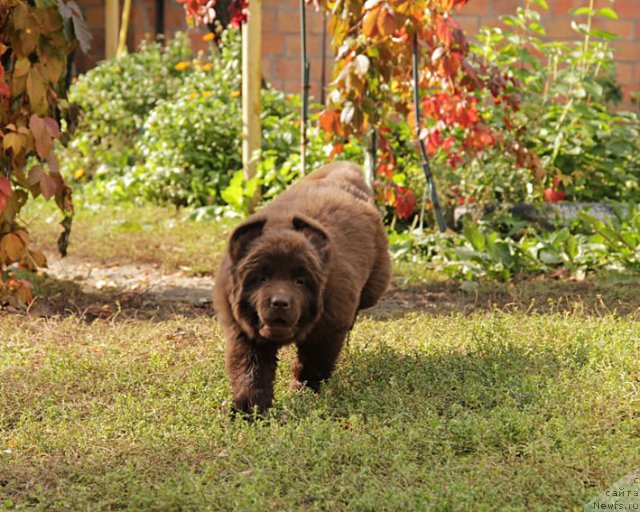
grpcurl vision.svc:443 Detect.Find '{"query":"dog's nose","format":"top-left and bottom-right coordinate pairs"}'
top-left (270, 295), bottom-right (290, 309)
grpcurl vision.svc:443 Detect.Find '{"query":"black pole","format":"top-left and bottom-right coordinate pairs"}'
top-left (155, 0), bottom-right (164, 35)
top-left (320, 11), bottom-right (327, 106)
top-left (412, 32), bottom-right (447, 233)
top-left (300, 0), bottom-right (310, 175)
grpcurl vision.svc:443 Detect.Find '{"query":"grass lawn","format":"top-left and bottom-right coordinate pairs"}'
top-left (1, 199), bottom-right (638, 510)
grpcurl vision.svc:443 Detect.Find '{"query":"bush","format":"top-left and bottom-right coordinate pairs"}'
top-left (443, 3), bottom-right (640, 205)
top-left (390, 202), bottom-right (640, 281)
top-left (63, 30), bottom-right (308, 210)
top-left (65, 33), bottom-right (193, 176)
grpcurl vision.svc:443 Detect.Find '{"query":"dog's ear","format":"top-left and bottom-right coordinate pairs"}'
top-left (293, 215), bottom-right (329, 262)
top-left (229, 217), bottom-right (266, 263)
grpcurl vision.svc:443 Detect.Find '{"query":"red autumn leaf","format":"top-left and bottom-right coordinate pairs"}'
top-left (0, 176), bottom-right (11, 196)
top-left (40, 172), bottom-right (62, 199)
top-left (43, 117), bottom-right (61, 138)
top-left (544, 188), bottom-right (566, 203)
top-left (377, 4), bottom-right (397, 36)
top-left (395, 186), bottom-right (416, 219)
top-left (0, 176), bottom-right (11, 213)
top-left (0, 64), bottom-right (10, 98)
top-left (435, 15), bottom-right (453, 47)
top-left (29, 114), bottom-right (53, 159)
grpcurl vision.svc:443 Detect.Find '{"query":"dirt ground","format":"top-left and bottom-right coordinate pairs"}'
top-left (13, 252), bottom-right (640, 322)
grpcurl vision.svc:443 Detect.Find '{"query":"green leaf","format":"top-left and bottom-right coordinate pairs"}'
top-left (589, 29), bottom-right (618, 41)
top-left (571, 7), bottom-right (594, 16)
top-left (529, 0), bottom-right (548, 10)
top-left (596, 7), bottom-right (618, 20)
top-left (462, 224), bottom-right (485, 252)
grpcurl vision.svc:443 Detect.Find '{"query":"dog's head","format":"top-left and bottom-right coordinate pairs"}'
top-left (228, 215), bottom-right (330, 343)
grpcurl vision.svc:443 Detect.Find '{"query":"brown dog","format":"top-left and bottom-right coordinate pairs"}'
top-left (214, 161), bottom-right (391, 413)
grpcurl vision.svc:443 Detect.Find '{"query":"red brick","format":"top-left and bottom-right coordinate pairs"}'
top-left (621, 84), bottom-right (640, 104)
top-left (613, 41), bottom-right (640, 61)
top-left (189, 30), bottom-right (209, 53)
top-left (262, 9), bottom-right (277, 32)
top-left (263, 33), bottom-right (285, 55)
top-left (616, 1), bottom-right (640, 20)
top-left (492, 0), bottom-right (519, 16)
top-left (454, 15), bottom-right (481, 36)
top-left (285, 33), bottom-right (324, 58)
top-left (591, 18), bottom-right (635, 41)
top-left (616, 62), bottom-right (635, 84)
top-left (551, 0), bottom-right (577, 16)
top-left (460, 0), bottom-right (489, 16)
top-left (277, 9), bottom-right (300, 34)
top-left (306, 10), bottom-right (327, 35)
top-left (281, 78), bottom-right (299, 95)
top-left (273, 58), bottom-right (301, 77)
top-left (83, 5), bottom-right (104, 27)
top-left (544, 17), bottom-right (575, 40)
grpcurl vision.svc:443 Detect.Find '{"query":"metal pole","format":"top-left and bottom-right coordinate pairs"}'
top-left (412, 32), bottom-right (447, 233)
top-left (300, 0), bottom-right (310, 175)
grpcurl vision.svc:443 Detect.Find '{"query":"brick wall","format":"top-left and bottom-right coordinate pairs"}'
top-left (454, 0), bottom-right (640, 102)
top-left (75, 0), bottom-right (640, 103)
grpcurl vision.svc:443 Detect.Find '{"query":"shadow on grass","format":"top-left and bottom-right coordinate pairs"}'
top-left (367, 275), bottom-right (640, 320)
top-left (13, 268), bottom-right (640, 322)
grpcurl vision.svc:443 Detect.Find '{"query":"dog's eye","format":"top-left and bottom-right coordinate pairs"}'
top-left (259, 276), bottom-right (268, 283)
top-left (295, 277), bottom-right (305, 286)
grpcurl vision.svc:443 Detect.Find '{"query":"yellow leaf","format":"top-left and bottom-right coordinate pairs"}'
top-left (14, 57), bottom-right (31, 77)
top-left (44, 54), bottom-right (65, 83)
top-left (202, 32), bottom-right (215, 42)
top-left (3, 133), bottom-right (23, 155)
top-left (175, 61), bottom-right (191, 71)
top-left (0, 233), bottom-right (26, 263)
top-left (363, 7), bottom-right (380, 37)
top-left (27, 67), bottom-right (47, 113)
top-left (74, 168), bottom-right (85, 179)
top-left (29, 250), bottom-right (48, 268)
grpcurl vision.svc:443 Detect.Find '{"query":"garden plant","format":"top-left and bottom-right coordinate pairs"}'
top-left (0, 0), bottom-right (639, 509)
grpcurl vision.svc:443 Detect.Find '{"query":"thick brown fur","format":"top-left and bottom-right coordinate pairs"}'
top-left (214, 161), bottom-right (391, 413)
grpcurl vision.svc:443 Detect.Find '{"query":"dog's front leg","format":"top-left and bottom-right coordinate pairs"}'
top-left (226, 336), bottom-right (278, 414)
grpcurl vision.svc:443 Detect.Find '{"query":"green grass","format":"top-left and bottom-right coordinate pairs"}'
top-left (1, 312), bottom-right (638, 510)
top-left (8, 199), bottom-right (640, 509)
top-left (22, 198), bottom-right (231, 275)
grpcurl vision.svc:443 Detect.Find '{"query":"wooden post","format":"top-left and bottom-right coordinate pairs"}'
top-left (117, 0), bottom-right (132, 57)
top-left (105, 0), bottom-right (119, 60)
top-left (242, 0), bottom-right (262, 211)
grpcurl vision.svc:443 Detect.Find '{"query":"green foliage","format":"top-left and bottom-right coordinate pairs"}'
top-left (65, 33), bottom-right (193, 175)
top-left (63, 31), bottom-right (304, 209)
top-left (391, 203), bottom-right (640, 281)
top-left (458, 2), bottom-right (640, 204)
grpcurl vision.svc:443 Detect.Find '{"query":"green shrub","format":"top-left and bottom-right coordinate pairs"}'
top-left (390, 202), bottom-right (640, 281)
top-left (64, 33), bottom-right (193, 176)
top-left (451, 2), bottom-right (640, 204)
top-left (64, 30), bottom-right (308, 209)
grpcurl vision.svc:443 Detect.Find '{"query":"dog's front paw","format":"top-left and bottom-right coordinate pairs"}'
top-left (232, 388), bottom-right (273, 415)
top-left (289, 376), bottom-right (322, 393)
